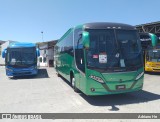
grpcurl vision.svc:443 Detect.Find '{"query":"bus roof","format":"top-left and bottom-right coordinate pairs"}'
top-left (8, 42), bottom-right (36, 48)
top-left (80, 22), bottom-right (136, 30)
top-left (57, 22), bottom-right (137, 44)
top-left (139, 32), bottom-right (151, 36)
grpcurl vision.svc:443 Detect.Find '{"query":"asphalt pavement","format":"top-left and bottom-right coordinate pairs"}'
top-left (0, 66), bottom-right (160, 121)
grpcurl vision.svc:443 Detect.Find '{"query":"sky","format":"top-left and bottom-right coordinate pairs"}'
top-left (0, 0), bottom-right (160, 43)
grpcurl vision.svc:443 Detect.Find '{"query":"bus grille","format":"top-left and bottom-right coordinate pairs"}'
top-left (13, 72), bottom-right (32, 75)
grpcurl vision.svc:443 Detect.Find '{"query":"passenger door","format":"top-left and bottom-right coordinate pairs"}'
top-left (74, 28), bottom-right (86, 91)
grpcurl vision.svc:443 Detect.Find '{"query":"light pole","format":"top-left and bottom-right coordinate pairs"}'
top-left (41, 31), bottom-right (44, 42)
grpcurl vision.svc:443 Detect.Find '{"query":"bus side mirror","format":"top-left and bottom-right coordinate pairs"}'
top-left (146, 51), bottom-right (149, 61)
top-left (146, 56), bottom-right (149, 60)
top-left (149, 33), bottom-right (158, 47)
top-left (36, 48), bottom-right (40, 57)
top-left (2, 49), bottom-right (7, 58)
top-left (82, 31), bottom-right (90, 49)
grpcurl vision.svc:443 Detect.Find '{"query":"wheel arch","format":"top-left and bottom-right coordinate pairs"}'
top-left (70, 69), bottom-right (75, 81)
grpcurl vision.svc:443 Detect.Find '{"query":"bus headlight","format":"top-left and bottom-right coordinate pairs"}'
top-left (31, 66), bottom-right (37, 70)
top-left (6, 68), bottom-right (13, 72)
top-left (34, 66), bottom-right (37, 69)
top-left (135, 72), bottom-right (144, 80)
top-left (89, 75), bottom-right (104, 83)
top-left (145, 64), bottom-right (150, 67)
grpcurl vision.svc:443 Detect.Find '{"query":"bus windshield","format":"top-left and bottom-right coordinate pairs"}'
top-left (6, 47), bottom-right (36, 67)
top-left (147, 49), bottom-right (160, 62)
top-left (86, 29), bottom-right (143, 72)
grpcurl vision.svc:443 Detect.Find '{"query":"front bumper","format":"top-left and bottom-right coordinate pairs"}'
top-left (145, 67), bottom-right (160, 72)
top-left (6, 67), bottom-right (38, 76)
top-left (85, 77), bottom-right (144, 96)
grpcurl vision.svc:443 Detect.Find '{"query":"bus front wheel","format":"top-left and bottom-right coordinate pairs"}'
top-left (71, 77), bottom-right (79, 93)
top-left (56, 71), bottom-right (60, 77)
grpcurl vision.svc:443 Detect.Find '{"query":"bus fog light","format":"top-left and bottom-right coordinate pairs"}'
top-left (6, 68), bottom-right (13, 72)
top-left (89, 75), bottom-right (104, 83)
top-left (135, 72), bottom-right (144, 80)
top-left (91, 88), bottom-right (95, 92)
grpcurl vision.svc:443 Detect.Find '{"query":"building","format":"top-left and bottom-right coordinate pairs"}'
top-left (136, 21), bottom-right (160, 39)
top-left (0, 40), bottom-right (6, 65)
top-left (0, 40), bottom-right (5, 45)
top-left (0, 40), bottom-right (6, 56)
top-left (37, 40), bottom-right (57, 67)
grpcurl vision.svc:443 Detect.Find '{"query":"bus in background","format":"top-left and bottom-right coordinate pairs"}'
top-left (2, 42), bottom-right (40, 77)
top-left (145, 45), bottom-right (160, 72)
top-left (145, 46), bottom-right (160, 72)
top-left (54, 22), bottom-right (144, 96)
top-left (139, 32), bottom-right (158, 51)
top-left (139, 33), bottom-right (160, 72)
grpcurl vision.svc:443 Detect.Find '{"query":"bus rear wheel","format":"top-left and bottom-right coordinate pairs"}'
top-left (71, 77), bottom-right (79, 93)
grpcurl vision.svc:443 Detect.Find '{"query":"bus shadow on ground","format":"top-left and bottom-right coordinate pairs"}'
top-left (80, 90), bottom-right (160, 111)
top-left (10, 69), bottom-right (49, 79)
top-left (59, 76), bottom-right (71, 86)
top-left (36, 69), bottom-right (49, 78)
top-left (145, 71), bottom-right (160, 75)
top-left (58, 75), bottom-right (160, 111)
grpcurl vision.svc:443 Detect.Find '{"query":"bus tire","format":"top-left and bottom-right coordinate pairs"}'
top-left (56, 72), bottom-right (60, 77)
top-left (71, 77), bottom-right (79, 93)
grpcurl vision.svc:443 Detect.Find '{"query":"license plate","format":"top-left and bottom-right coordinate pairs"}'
top-left (116, 85), bottom-right (126, 90)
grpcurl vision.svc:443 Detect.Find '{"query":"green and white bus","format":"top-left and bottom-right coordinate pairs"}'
top-left (54, 22), bottom-right (144, 95)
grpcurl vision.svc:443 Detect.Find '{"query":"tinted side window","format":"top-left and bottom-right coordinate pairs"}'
top-left (39, 57), bottom-right (42, 62)
top-left (74, 28), bottom-right (82, 47)
top-left (64, 31), bottom-right (73, 55)
top-left (59, 30), bottom-right (73, 56)
top-left (43, 57), bottom-right (47, 63)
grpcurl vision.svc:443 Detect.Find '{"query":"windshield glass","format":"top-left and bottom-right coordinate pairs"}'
top-left (139, 34), bottom-right (152, 50)
top-left (86, 29), bottom-right (143, 72)
top-left (6, 47), bottom-right (36, 67)
top-left (147, 49), bottom-right (160, 62)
